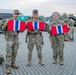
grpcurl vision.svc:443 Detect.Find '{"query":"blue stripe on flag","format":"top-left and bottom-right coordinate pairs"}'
top-left (34, 22), bottom-right (38, 29)
top-left (15, 20), bottom-right (19, 31)
top-left (58, 26), bottom-right (62, 34)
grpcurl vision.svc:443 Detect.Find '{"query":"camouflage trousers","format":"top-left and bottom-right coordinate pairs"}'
top-left (27, 34), bottom-right (43, 60)
top-left (5, 35), bottom-right (19, 66)
top-left (50, 34), bottom-right (64, 61)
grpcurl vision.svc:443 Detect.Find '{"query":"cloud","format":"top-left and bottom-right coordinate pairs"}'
top-left (0, 0), bottom-right (76, 16)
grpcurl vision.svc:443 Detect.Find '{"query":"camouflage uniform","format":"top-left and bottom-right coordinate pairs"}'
top-left (26, 18), bottom-right (49, 64)
top-left (26, 18), bottom-right (43, 61)
top-left (49, 20), bottom-right (64, 61)
top-left (67, 18), bottom-right (75, 41)
top-left (2, 17), bottom-right (19, 67)
top-left (0, 19), bottom-right (5, 30)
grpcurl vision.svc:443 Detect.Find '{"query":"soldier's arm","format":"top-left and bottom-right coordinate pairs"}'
top-left (0, 20), bottom-right (6, 30)
top-left (25, 30), bottom-right (29, 43)
top-left (47, 22), bottom-right (52, 34)
top-left (45, 23), bottom-right (50, 32)
top-left (0, 21), bottom-right (3, 30)
top-left (0, 20), bottom-right (3, 26)
top-left (67, 20), bottom-right (72, 29)
top-left (40, 32), bottom-right (44, 44)
top-left (2, 20), bottom-right (8, 31)
top-left (49, 23), bottom-right (52, 41)
top-left (48, 22), bottom-right (54, 38)
top-left (25, 20), bottom-right (30, 43)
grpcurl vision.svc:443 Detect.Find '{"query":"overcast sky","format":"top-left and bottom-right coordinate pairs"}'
top-left (0, 0), bottom-right (76, 16)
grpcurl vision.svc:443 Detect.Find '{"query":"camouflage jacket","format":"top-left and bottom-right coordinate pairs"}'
top-left (2, 17), bottom-right (19, 36)
top-left (0, 19), bottom-right (6, 30)
top-left (26, 18), bottom-right (49, 34)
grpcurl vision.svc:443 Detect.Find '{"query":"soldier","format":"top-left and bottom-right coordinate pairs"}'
top-left (2, 10), bottom-right (20, 74)
top-left (26, 9), bottom-right (48, 66)
top-left (25, 24), bottom-right (44, 44)
top-left (67, 16), bottom-right (75, 41)
top-left (49, 12), bottom-right (64, 65)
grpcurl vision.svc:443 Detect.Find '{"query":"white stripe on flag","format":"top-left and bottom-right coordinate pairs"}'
top-left (56, 26), bottom-right (59, 34)
top-left (18, 21), bottom-right (20, 30)
top-left (61, 25), bottom-right (63, 33)
top-left (33, 22), bottom-right (35, 30)
top-left (37, 22), bottom-right (39, 29)
top-left (14, 21), bottom-right (15, 30)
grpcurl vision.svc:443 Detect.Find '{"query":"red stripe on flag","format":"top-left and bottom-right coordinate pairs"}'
top-left (51, 26), bottom-right (57, 35)
top-left (27, 22), bottom-right (34, 31)
top-left (7, 20), bottom-right (14, 31)
top-left (39, 22), bottom-right (45, 30)
top-left (62, 24), bottom-right (69, 33)
top-left (20, 21), bottom-right (26, 31)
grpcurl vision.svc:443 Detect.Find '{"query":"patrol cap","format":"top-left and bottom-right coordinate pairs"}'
top-left (14, 9), bottom-right (20, 14)
top-left (33, 9), bottom-right (38, 13)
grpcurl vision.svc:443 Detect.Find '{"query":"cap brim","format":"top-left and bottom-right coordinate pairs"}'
top-left (33, 12), bottom-right (38, 13)
top-left (14, 12), bottom-right (19, 14)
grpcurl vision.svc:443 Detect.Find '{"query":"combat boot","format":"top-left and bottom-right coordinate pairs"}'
top-left (27, 60), bottom-right (31, 66)
top-left (11, 63), bottom-right (19, 69)
top-left (60, 60), bottom-right (64, 65)
top-left (52, 59), bottom-right (57, 64)
top-left (39, 58), bottom-right (44, 66)
top-left (6, 66), bottom-right (11, 74)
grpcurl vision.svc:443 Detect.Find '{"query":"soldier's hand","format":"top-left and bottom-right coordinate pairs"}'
top-left (68, 28), bottom-right (70, 30)
top-left (20, 31), bottom-right (24, 33)
top-left (42, 42), bottom-right (44, 45)
top-left (25, 40), bottom-right (27, 43)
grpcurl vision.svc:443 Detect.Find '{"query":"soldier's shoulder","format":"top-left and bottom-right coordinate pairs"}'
top-left (59, 20), bottom-right (64, 24)
top-left (0, 19), bottom-right (6, 25)
top-left (38, 18), bottom-right (43, 21)
top-left (4, 17), bottom-right (12, 21)
top-left (0, 19), bottom-right (5, 22)
top-left (27, 18), bottom-right (33, 21)
top-left (8, 17), bottom-right (14, 20)
top-left (49, 21), bottom-right (54, 25)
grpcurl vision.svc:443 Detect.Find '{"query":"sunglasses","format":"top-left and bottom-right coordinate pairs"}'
top-left (33, 12), bottom-right (38, 14)
top-left (15, 13), bottom-right (19, 15)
